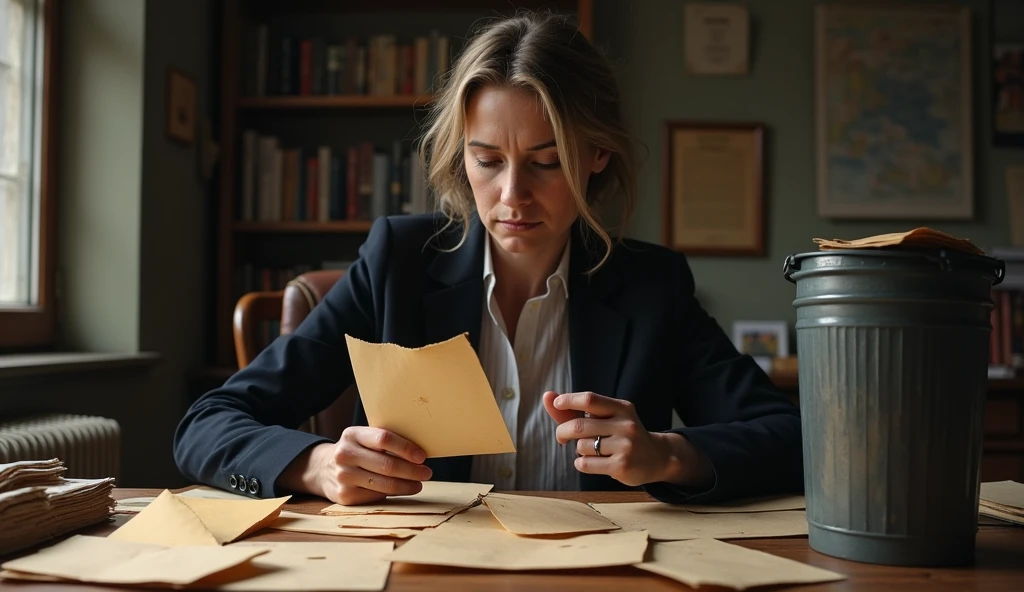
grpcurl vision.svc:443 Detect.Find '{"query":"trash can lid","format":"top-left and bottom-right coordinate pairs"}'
top-left (783, 248), bottom-right (1005, 285)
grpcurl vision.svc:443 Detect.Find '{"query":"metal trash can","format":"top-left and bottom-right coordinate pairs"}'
top-left (783, 248), bottom-right (1005, 567)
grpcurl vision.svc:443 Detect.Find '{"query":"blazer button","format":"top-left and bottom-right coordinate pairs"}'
top-left (229, 474), bottom-right (238, 489)
top-left (236, 474), bottom-right (247, 491)
top-left (248, 478), bottom-right (260, 495)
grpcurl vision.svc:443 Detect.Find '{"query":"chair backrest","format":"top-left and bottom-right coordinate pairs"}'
top-left (232, 269), bottom-right (356, 440)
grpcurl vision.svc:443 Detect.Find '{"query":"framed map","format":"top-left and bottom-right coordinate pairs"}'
top-left (815, 4), bottom-right (973, 219)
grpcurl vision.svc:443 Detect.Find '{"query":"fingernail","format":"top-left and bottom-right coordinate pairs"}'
top-left (413, 450), bottom-right (426, 463)
top-left (554, 395), bottom-right (564, 408)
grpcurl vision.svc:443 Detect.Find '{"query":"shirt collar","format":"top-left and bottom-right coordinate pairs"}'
top-left (483, 234), bottom-right (571, 299)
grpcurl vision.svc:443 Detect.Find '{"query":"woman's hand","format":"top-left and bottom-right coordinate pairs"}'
top-left (280, 427), bottom-right (432, 506)
top-left (542, 391), bottom-right (713, 489)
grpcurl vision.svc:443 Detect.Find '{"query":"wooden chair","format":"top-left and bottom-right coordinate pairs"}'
top-left (232, 269), bottom-right (357, 440)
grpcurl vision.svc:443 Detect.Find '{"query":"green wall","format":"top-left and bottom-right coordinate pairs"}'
top-left (1, 0), bottom-right (216, 488)
top-left (595, 0), bottom-right (1024, 344)
top-left (59, 0), bottom-right (145, 352)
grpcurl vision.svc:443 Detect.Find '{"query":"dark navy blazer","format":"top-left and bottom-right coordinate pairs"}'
top-left (173, 214), bottom-right (803, 503)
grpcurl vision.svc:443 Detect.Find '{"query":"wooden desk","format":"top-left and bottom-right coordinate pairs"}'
top-left (2, 488), bottom-right (1023, 591)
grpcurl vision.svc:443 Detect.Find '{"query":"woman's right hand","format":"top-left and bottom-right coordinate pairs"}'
top-left (285, 427), bottom-right (432, 506)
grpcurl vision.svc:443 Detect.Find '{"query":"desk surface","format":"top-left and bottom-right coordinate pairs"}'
top-left (3, 488), bottom-right (1023, 591)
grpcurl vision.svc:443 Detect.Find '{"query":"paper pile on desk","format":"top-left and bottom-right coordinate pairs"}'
top-left (108, 489), bottom-right (290, 546)
top-left (384, 505), bottom-right (648, 570)
top-left (638, 538), bottom-right (846, 589)
top-left (979, 480), bottom-right (1024, 526)
top-left (590, 499), bottom-right (808, 541)
top-left (270, 481), bottom-right (492, 539)
top-left (0, 535), bottom-right (268, 587)
top-left (0, 459), bottom-right (114, 555)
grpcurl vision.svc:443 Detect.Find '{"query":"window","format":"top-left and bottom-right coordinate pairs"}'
top-left (0, 0), bottom-right (57, 349)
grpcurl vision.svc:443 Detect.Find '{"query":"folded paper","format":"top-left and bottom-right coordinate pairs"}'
top-left (0, 535), bottom-right (267, 587)
top-left (345, 333), bottom-right (516, 458)
top-left (980, 481), bottom-right (1024, 512)
top-left (270, 511), bottom-right (421, 539)
top-left (108, 489), bottom-right (289, 546)
top-left (383, 505), bottom-right (648, 570)
top-left (321, 480), bottom-right (491, 515)
top-left (480, 492), bottom-right (620, 535)
top-left (590, 502), bottom-right (808, 541)
top-left (813, 227), bottom-right (984, 256)
top-left (637, 538), bottom-right (846, 590)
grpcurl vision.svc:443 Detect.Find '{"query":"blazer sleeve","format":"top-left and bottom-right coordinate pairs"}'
top-left (644, 253), bottom-right (804, 504)
top-left (172, 217), bottom-right (395, 498)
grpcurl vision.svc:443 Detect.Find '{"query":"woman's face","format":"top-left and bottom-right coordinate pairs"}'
top-left (463, 85), bottom-right (609, 260)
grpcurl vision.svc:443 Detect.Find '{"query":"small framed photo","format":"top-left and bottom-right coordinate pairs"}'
top-left (166, 67), bottom-right (197, 145)
top-left (732, 320), bottom-right (789, 373)
top-left (684, 3), bottom-right (750, 76)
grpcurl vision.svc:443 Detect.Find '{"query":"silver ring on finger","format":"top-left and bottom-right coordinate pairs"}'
top-left (594, 435), bottom-right (603, 456)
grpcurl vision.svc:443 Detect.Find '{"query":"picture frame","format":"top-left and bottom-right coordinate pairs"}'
top-left (993, 43), bottom-right (1024, 147)
top-left (166, 67), bottom-right (197, 145)
top-left (732, 320), bottom-right (789, 373)
top-left (815, 3), bottom-right (973, 219)
top-left (661, 121), bottom-right (765, 257)
top-left (683, 3), bottom-right (750, 76)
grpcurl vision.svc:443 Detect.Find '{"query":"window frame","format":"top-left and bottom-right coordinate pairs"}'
top-left (0, 0), bottom-right (59, 350)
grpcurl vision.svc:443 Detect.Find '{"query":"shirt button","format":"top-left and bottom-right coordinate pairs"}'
top-left (501, 387), bottom-right (515, 400)
top-left (499, 466), bottom-right (513, 479)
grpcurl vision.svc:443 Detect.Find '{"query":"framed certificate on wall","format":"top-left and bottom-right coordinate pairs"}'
top-left (661, 121), bottom-right (765, 257)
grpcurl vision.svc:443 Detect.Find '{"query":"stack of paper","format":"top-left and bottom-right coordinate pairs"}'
top-left (108, 489), bottom-right (290, 546)
top-left (267, 480), bottom-right (493, 539)
top-left (384, 505), bottom-right (649, 570)
top-left (589, 495), bottom-right (809, 541)
top-left (979, 481), bottom-right (1024, 525)
top-left (0, 459), bottom-right (115, 556)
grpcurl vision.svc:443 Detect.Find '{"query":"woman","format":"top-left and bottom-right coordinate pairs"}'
top-left (173, 12), bottom-right (802, 506)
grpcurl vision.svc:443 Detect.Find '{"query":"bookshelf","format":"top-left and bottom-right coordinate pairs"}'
top-left (212, 0), bottom-right (594, 369)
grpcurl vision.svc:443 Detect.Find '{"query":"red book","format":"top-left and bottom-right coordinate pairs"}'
top-left (300, 40), bottom-right (313, 95)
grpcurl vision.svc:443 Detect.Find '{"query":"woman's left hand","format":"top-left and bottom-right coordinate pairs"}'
top-left (542, 390), bottom-right (713, 489)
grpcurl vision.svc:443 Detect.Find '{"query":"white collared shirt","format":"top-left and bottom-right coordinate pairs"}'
top-left (469, 236), bottom-right (578, 491)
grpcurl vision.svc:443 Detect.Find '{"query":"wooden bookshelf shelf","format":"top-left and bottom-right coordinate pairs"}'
top-left (233, 221), bottom-right (374, 234)
top-left (237, 95), bottom-right (432, 110)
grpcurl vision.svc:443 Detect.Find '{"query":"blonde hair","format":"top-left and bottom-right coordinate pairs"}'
top-left (419, 11), bottom-right (638, 272)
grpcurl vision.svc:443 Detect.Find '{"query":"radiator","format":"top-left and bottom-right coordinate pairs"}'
top-left (0, 414), bottom-right (121, 482)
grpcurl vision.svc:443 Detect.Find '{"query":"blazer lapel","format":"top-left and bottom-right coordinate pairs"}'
top-left (422, 218), bottom-right (486, 350)
top-left (568, 228), bottom-right (628, 400)
top-left (422, 217), bottom-right (486, 483)
top-left (567, 226), bottom-right (630, 492)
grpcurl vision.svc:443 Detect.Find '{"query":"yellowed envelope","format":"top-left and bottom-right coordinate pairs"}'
top-left (321, 480), bottom-right (492, 515)
top-left (979, 504), bottom-right (1024, 526)
top-left (480, 492), bottom-right (620, 535)
top-left (334, 511), bottom-right (454, 529)
top-left (269, 511), bottom-right (422, 539)
top-left (637, 538), bottom-right (846, 590)
top-left (345, 333), bottom-right (515, 458)
top-left (590, 503), bottom-right (808, 541)
top-left (980, 481), bottom-right (1024, 511)
top-left (211, 541), bottom-right (393, 591)
top-left (0, 535), bottom-right (267, 586)
top-left (679, 494), bottom-right (805, 514)
top-left (108, 489), bottom-right (289, 546)
top-left (383, 506), bottom-right (648, 570)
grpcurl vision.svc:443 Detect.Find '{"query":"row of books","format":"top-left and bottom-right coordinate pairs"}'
top-left (990, 247), bottom-right (1024, 377)
top-left (242, 25), bottom-right (451, 98)
top-left (239, 131), bottom-right (433, 223)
